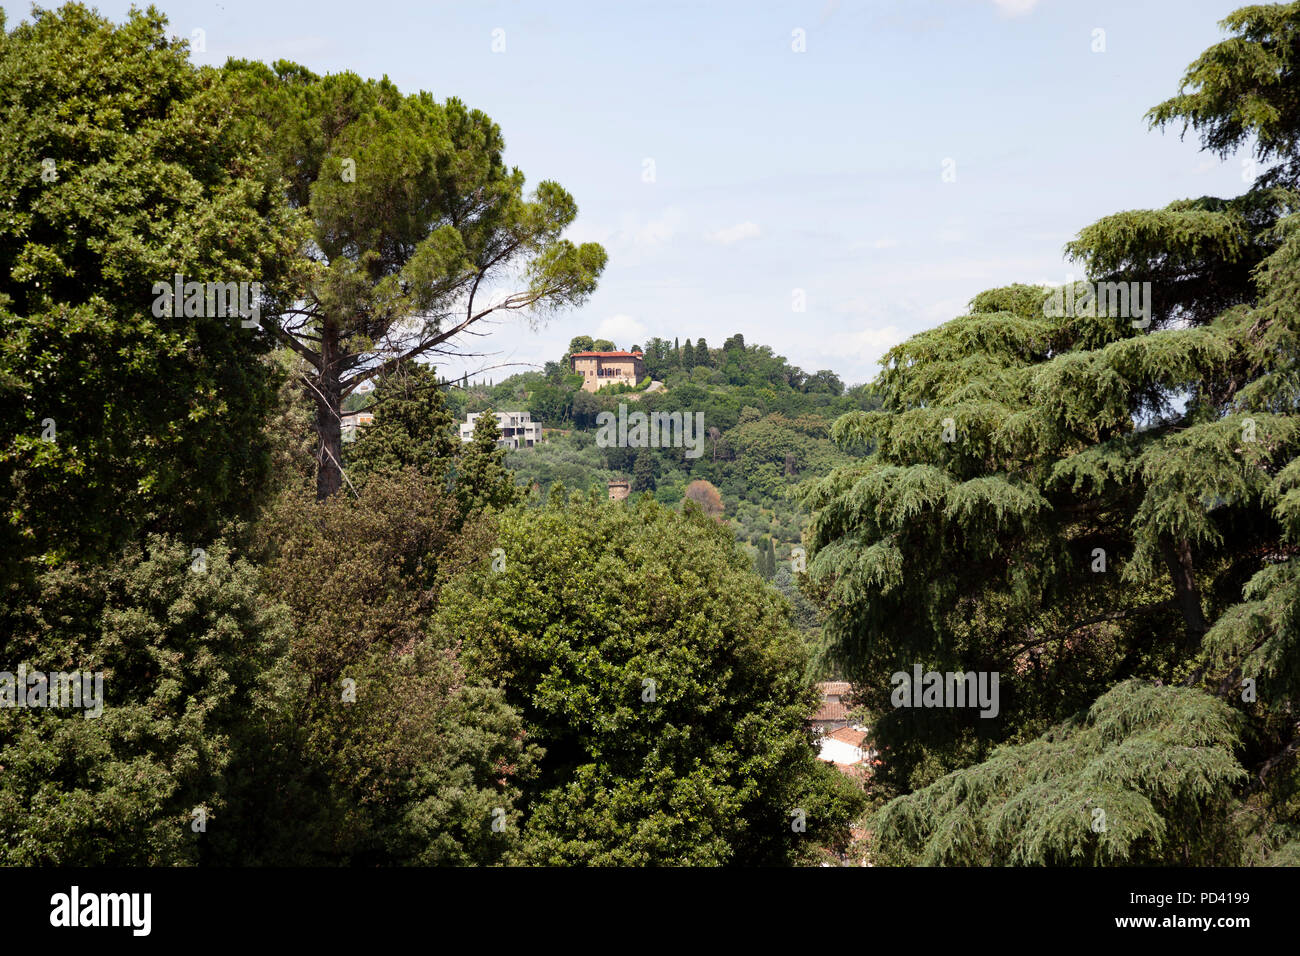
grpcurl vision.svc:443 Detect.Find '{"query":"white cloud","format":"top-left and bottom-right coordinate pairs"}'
top-left (843, 324), bottom-right (907, 356)
top-left (569, 208), bottom-right (685, 254)
top-left (991, 0), bottom-right (1040, 16)
top-left (704, 221), bottom-right (762, 244)
top-left (808, 325), bottom-right (909, 380)
top-left (596, 313), bottom-right (647, 345)
top-left (921, 297), bottom-right (970, 323)
top-left (636, 208), bottom-right (685, 246)
top-left (564, 220), bottom-right (614, 247)
top-left (564, 208), bottom-right (686, 267)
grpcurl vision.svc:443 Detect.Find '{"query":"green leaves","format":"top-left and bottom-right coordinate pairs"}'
top-left (0, 537), bottom-right (290, 865)
top-left (801, 5), bottom-right (1300, 865)
top-left (435, 494), bottom-right (863, 864)
top-left (241, 471), bottom-right (534, 865)
top-left (347, 360), bottom-right (456, 487)
top-left (454, 411), bottom-right (526, 515)
top-left (0, 6), bottom-right (304, 569)
top-left (872, 681), bottom-right (1246, 866)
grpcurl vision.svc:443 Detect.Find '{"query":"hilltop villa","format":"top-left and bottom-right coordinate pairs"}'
top-left (571, 350), bottom-right (645, 392)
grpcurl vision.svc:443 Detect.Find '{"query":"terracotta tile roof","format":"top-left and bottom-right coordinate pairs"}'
top-left (826, 727), bottom-right (868, 748)
top-left (570, 351), bottom-right (642, 358)
top-left (812, 700), bottom-right (849, 722)
top-left (818, 681), bottom-right (852, 696)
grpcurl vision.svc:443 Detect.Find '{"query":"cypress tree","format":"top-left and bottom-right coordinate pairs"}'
top-left (349, 361), bottom-right (455, 486)
top-left (632, 449), bottom-right (657, 492)
top-left (455, 411), bottom-right (524, 514)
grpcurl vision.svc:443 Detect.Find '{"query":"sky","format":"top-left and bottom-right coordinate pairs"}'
top-left (6, 0), bottom-right (1264, 386)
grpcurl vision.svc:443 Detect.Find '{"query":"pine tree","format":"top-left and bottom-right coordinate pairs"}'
top-left (682, 339), bottom-right (696, 370)
top-left (695, 338), bottom-right (710, 368)
top-left (226, 58), bottom-right (606, 500)
top-left (871, 681), bottom-right (1245, 865)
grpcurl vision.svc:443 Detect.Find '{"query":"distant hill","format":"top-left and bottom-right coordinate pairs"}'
top-left (441, 333), bottom-right (879, 587)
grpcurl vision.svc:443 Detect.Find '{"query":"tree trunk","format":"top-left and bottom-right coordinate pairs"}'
top-left (1159, 535), bottom-right (1209, 651)
top-left (314, 322), bottom-right (344, 500)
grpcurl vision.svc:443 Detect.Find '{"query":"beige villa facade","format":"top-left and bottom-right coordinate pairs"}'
top-left (571, 350), bottom-right (646, 392)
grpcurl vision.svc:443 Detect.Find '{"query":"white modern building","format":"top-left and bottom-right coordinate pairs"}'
top-left (460, 411), bottom-right (542, 450)
top-left (340, 409), bottom-right (374, 443)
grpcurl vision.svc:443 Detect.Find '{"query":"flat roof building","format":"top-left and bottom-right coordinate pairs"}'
top-left (459, 411), bottom-right (542, 450)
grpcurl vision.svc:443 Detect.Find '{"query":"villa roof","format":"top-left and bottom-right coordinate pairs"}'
top-left (571, 350), bottom-right (642, 358)
top-left (826, 727), bottom-right (868, 748)
top-left (812, 700), bottom-right (849, 722)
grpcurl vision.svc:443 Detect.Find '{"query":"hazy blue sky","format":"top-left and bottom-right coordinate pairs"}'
top-left (7, 0), bottom-right (1261, 385)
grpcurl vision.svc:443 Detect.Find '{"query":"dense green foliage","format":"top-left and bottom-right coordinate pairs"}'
top-left (872, 681), bottom-right (1246, 865)
top-left (0, 4), bottom-right (303, 571)
top-left (0, 4), bottom-right (846, 867)
top-left (13, 0), bottom-right (1300, 871)
top-left (348, 362), bottom-right (455, 487)
top-left (802, 3), bottom-right (1300, 865)
top-left (231, 471), bottom-right (535, 865)
top-left (433, 492), bottom-right (864, 864)
top-left (0, 536), bottom-right (286, 864)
